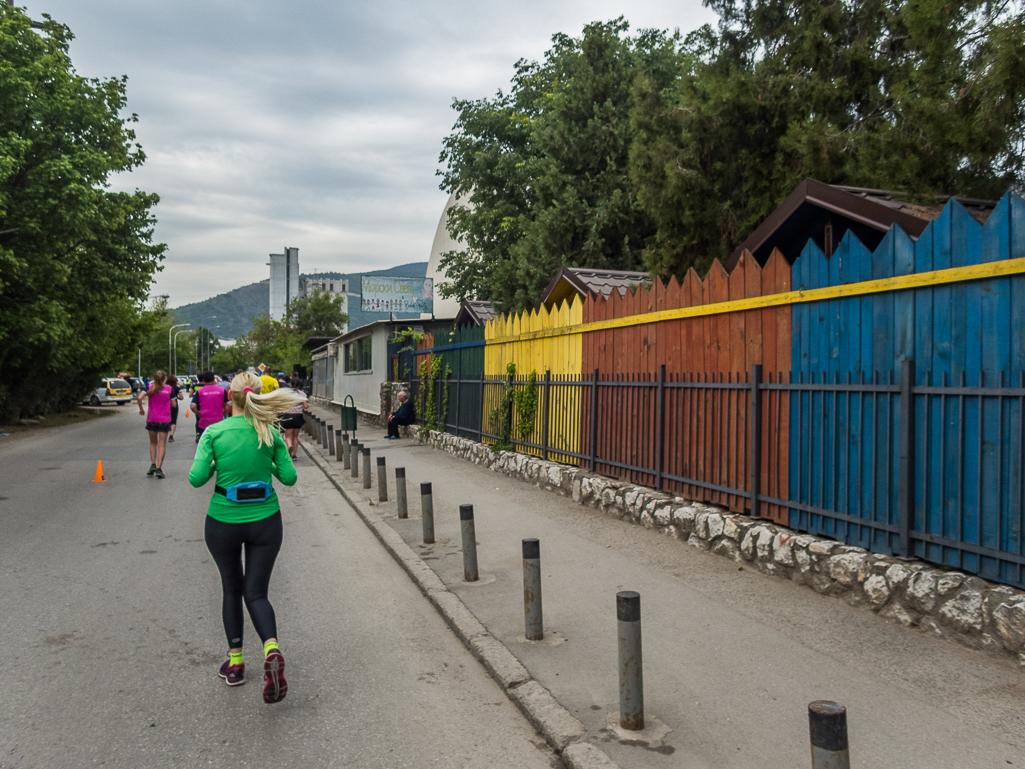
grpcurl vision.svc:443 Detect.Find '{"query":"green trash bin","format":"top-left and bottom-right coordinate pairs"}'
top-left (340, 395), bottom-right (358, 433)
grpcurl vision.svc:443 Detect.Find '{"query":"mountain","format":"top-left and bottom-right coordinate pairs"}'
top-left (171, 262), bottom-right (429, 339)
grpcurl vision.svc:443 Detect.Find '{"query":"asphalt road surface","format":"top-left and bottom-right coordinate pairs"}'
top-left (0, 408), bottom-right (557, 768)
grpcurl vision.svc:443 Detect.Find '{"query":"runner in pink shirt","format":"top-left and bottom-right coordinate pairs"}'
top-left (137, 370), bottom-right (172, 478)
top-left (191, 370), bottom-right (230, 443)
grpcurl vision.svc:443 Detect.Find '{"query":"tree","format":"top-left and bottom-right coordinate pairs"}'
top-left (438, 19), bottom-right (682, 313)
top-left (629, 0), bottom-right (1025, 279)
top-left (287, 289), bottom-right (347, 337)
top-left (0, 6), bottom-right (165, 419)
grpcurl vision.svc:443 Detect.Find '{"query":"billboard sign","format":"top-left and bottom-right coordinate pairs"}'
top-left (361, 276), bottom-right (434, 314)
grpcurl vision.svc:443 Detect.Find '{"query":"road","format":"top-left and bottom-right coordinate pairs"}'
top-left (0, 407), bottom-right (557, 768)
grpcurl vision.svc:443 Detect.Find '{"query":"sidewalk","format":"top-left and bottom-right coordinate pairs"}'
top-left (301, 412), bottom-right (1025, 768)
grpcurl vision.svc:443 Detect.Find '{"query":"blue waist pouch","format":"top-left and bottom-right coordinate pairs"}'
top-left (215, 481), bottom-right (273, 503)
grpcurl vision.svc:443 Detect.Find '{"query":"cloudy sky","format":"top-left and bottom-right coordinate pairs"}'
top-left (25, 0), bottom-right (717, 307)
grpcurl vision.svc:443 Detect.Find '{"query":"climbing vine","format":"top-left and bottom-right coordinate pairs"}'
top-left (415, 355), bottom-right (450, 442)
top-left (488, 362), bottom-right (539, 451)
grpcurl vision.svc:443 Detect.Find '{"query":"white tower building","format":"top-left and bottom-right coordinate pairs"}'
top-left (268, 246), bottom-right (300, 320)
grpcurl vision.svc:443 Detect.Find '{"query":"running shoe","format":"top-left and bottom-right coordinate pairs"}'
top-left (218, 659), bottom-right (245, 686)
top-left (147, 464), bottom-right (156, 476)
top-left (263, 649), bottom-right (287, 704)
top-left (154, 468), bottom-right (165, 479)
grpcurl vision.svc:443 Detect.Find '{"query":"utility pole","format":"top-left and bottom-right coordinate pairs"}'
top-left (6, 1), bottom-right (44, 29)
top-left (168, 323), bottom-right (189, 372)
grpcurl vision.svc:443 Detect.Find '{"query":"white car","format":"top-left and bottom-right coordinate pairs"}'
top-left (83, 378), bottom-right (133, 406)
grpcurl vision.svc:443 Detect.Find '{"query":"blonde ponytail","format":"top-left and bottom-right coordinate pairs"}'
top-left (229, 372), bottom-right (304, 448)
top-left (147, 370), bottom-right (167, 397)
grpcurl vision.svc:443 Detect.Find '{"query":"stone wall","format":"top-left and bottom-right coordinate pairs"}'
top-left (415, 427), bottom-right (1025, 668)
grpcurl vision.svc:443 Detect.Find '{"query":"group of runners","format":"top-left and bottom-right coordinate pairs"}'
top-left (136, 366), bottom-right (309, 704)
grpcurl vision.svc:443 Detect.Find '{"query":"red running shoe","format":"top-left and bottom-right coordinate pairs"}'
top-left (218, 659), bottom-right (245, 686)
top-left (263, 649), bottom-right (287, 704)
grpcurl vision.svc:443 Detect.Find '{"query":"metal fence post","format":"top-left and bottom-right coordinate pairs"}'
top-left (455, 370), bottom-right (462, 437)
top-left (395, 467), bottom-right (408, 518)
top-left (362, 448), bottom-right (371, 489)
top-left (542, 370), bottom-right (551, 461)
top-left (898, 358), bottom-right (916, 557)
top-left (522, 539), bottom-right (543, 640)
top-left (460, 504), bottom-right (479, 582)
top-left (655, 364), bottom-right (666, 491)
top-left (420, 482), bottom-right (434, 544)
top-left (617, 591), bottom-right (643, 731)
top-left (341, 433), bottom-right (350, 469)
top-left (504, 370), bottom-right (514, 444)
top-left (376, 456), bottom-right (388, 502)
top-left (808, 701), bottom-right (850, 769)
top-left (750, 364), bottom-right (763, 519)
top-left (350, 442), bottom-right (361, 478)
top-left (478, 371), bottom-right (485, 441)
top-left (589, 368), bottom-right (599, 471)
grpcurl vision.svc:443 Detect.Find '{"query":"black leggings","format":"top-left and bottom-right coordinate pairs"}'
top-left (204, 511), bottom-right (282, 648)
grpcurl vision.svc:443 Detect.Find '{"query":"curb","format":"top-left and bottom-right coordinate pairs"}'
top-left (299, 431), bottom-right (617, 769)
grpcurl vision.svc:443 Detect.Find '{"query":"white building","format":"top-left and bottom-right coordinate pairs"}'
top-left (300, 276), bottom-right (347, 298)
top-left (424, 192), bottom-right (464, 320)
top-left (268, 246), bottom-right (300, 320)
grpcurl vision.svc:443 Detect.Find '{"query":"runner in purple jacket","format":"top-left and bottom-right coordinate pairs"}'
top-left (137, 370), bottom-right (172, 478)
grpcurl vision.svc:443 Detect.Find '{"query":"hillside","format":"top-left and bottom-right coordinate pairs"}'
top-left (172, 262), bottom-right (428, 339)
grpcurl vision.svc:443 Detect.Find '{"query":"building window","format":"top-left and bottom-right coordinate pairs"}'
top-left (344, 338), bottom-right (372, 372)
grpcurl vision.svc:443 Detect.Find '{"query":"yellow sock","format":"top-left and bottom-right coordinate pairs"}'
top-left (264, 640), bottom-right (279, 657)
top-left (229, 650), bottom-right (243, 667)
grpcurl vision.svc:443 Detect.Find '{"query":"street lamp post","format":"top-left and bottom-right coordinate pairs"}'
top-left (168, 323), bottom-right (189, 372)
top-left (173, 328), bottom-right (190, 376)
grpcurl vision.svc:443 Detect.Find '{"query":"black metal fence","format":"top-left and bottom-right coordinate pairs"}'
top-left (413, 360), bottom-right (1025, 588)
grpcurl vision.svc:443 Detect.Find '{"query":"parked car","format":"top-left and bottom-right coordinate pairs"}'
top-left (83, 378), bottom-right (133, 406)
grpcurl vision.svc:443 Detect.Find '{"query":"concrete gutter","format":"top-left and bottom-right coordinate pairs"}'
top-left (300, 435), bottom-right (618, 769)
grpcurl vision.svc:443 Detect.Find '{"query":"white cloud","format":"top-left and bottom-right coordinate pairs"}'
top-left (25, 0), bottom-right (717, 307)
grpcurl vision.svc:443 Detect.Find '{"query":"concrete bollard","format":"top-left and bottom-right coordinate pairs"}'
top-left (350, 442), bottom-right (361, 478)
top-left (395, 467), bottom-right (407, 518)
top-left (376, 456), bottom-right (388, 502)
top-left (617, 591), bottom-right (643, 731)
top-left (341, 433), bottom-right (351, 469)
top-left (327, 424), bottom-right (335, 455)
top-left (361, 448), bottom-right (371, 489)
top-left (809, 701), bottom-right (850, 769)
top-left (420, 482), bottom-right (434, 544)
top-left (522, 539), bottom-right (543, 640)
top-left (460, 504), bottom-right (479, 582)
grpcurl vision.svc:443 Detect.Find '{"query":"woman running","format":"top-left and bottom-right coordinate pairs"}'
top-left (188, 372), bottom-right (302, 704)
top-left (137, 370), bottom-right (172, 478)
top-left (166, 375), bottom-right (184, 443)
top-left (279, 376), bottom-right (308, 460)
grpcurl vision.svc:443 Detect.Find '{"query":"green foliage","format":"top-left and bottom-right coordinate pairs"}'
top-left (487, 363), bottom-right (539, 451)
top-left (287, 289), bottom-right (347, 338)
top-left (438, 5), bottom-right (1025, 303)
top-left (630, 0), bottom-right (1025, 279)
top-left (390, 327), bottom-right (425, 354)
top-left (438, 19), bottom-right (681, 313)
top-left (0, 6), bottom-right (165, 419)
top-left (415, 355), bottom-right (448, 439)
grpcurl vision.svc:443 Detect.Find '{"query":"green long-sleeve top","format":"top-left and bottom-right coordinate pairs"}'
top-left (188, 415), bottom-right (297, 523)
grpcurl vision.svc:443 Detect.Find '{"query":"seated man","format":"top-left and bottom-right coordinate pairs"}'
top-left (386, 391), bottom-right (415, 439)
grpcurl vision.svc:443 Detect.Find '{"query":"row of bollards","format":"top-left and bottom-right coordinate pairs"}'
top-left (302, 411), bottom-right (851, 765)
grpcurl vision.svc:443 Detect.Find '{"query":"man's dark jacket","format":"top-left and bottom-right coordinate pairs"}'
top-left (392, 400), bottom-right (415, 424)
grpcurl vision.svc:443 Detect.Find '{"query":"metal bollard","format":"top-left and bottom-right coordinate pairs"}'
top-left (395, 467), bottom-right (407, 518)
top-left (420, 482), bottom-right (434, 544)
top-left (315, 418), bottom-right (322, 443)
top-left (350, 442), bottom-right (361, 478)
top-left (361, 448), bottom-right (371, 489)
top-left (341, 433), bottom-right (351, 469)
top-left (327, 424), bottom-right (335, 455)
top-left (310, 417), bottom-right (316, 440)
top-left (809, 701), bottom-right (850, 769)
top-left (460, 504), bottom-right (479, 582)
top-left (522, 539), bottom-right (543, 640)
top-left (617, 591), bottom-right (643, 730)
top-left (335, 430), bottom-right (343, 462)
top-left (376, 456), bottom-right (388, 502)
top-left (322, 422), bottom-right (331, 449)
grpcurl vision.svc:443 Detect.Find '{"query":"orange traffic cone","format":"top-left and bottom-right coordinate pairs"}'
top-left (186, 408), bottom-right (190, 417)
top-left (93, 460), bottom-right (105, 483)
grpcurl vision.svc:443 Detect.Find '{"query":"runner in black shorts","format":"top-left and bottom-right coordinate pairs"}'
top-left (279, 377), bottom-right (308, 460)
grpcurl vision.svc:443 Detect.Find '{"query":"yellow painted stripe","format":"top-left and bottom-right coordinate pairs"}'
top-left (489, 258), bottom-right (1025, 344)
